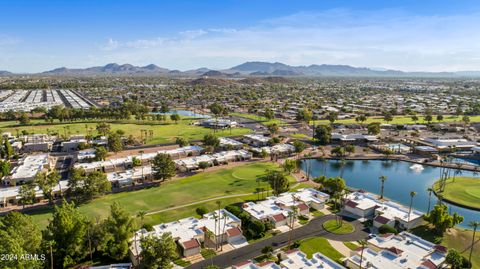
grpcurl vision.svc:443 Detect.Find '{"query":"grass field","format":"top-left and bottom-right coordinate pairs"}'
top-left (322, 220), bottom-right (356, 234)
top-left (312, 115), bottom-right (480, 125)
top-left (230, 112), bottom-right (286, 126)
top-left (0, 118), bottom-right (251, 145)
top-left (343, 242), bottom-right (359, 250)
top-left (433, 177), bottom-right (480, 210)
top-left (28, 162), bottom-right (293, 228)
top-left (412, 225), bottom-right (480, 268)
top-left (299, 237), bottom-right (344, 263)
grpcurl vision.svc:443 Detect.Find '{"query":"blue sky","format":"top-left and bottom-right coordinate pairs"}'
top-left (1, 0), bottom-right (480, 72)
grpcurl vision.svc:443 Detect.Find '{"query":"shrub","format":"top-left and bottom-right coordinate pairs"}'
top-left (378, 224), bottom-right (398, 234)
top-left (196, 206), bottom-right (208, 216)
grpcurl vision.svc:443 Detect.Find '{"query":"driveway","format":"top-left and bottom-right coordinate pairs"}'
top-left (186, 214), bottom-right (367, 269)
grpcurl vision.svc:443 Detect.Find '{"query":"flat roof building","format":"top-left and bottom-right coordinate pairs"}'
top-left (343, 191), bottom-right (423, 230)
top-left (345, 232), bottom-right (447, 269)
top-left (5, 154), bottom-right (50, 186)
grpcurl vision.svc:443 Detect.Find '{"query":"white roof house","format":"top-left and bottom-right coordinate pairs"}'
top-left (251, 144), bottom-right (295, 155)
top-left (243, 189), bottom-right (330, 225)
top-left (331, 133), bottom-right (378, 142)
top-left (344, 191), bottom-right (423, 229)
top-left (6, 154), bottom-right (50, 185)
top-left (346, 232), bottom-right (447, 269)
top-left (281, 250), bottom-right (346, 269)
top-left (130, 209), bottom-right (243, 258)
top-left (422, 137), bottom-right (477, 150)
top-left (219, 137), bottom-right (244, 148)
top-left (0, 180), bottom-right (69, 206)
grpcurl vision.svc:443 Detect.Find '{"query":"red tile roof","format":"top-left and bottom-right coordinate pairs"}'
top-left (374, 215), bottom-right (391, 224)
top-left (386, 246), bottom-right (404, 255)
top-left (297, 203), bottom-right (309, 211)
top-left (345, 200), bottom-right (358, 208)
top-left (421, 259), bottom-right (437, 269)
top-left (271, 213), bottom-right (286, 222)
top-left (226, 227), bottom-right (242, 237)
top-left (434, 245), bottom-right (448, 253)
top-left (181, 239), bottom-right (200, 250)
top-left (257, 261), bottom-right (274, 267)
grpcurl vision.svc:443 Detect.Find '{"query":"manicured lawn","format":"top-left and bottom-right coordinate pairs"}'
top-left (230, 112), bottom-right (286, 126)
top-left (322, 219), bottom-right (355, 234)
top-left (299, 237), bottom-right (344, 263)
top-left (28, 162), bottom-right (292, 228)
top-left (343, 242), bottom-right (359, 250)
top-left (312, 115), bottom-right (480, 125)
top-left (0, 119), bottom-right (251, 145)
top-left (412, 225), bottom-right (480, 269)
top-left (433, 177), bottom-right (480, 210)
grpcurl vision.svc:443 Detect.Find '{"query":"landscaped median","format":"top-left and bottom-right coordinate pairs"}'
top-left (433, 176), bottom-right (480, 210)
top-left (322, 219), bottom-right (356, 235)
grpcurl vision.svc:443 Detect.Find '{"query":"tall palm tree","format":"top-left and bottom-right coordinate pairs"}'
top-left (357, 239), bottom-right (368, 269)
top-left (468, 221), bottom-right (479, 264)
top-left (379, 175), bottom-right (387, 199)
top-left (137, 210), bottom-right (147, 228)
top-left (427, 187), bottom-right (434, 213)
top-left (139, 150), bottom-right (145, 182)
top-left (407, 191), bottom-right (417, 226)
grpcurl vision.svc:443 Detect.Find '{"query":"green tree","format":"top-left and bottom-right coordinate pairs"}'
top-left (314, 125), bottom-right (331, 145)
top-left (0, 212), bottom-right (43, 269)
top-left (468, 221), bottom-right (479, 264)
top-left (265, 170), bottom-right (290, 195)
top-left (203, 133), bottom-right (220, 148)
top-left (282, 159), bottom-right (298, 174)
top-left (140, 232), bottom-right (178, 269)
top-left (170, 113), bottom-right (181, 124)
top-left (411, 114), bottom-right (419, 123)
top-left (383, 112), bottom-right (393, 123)
top-left (327, 112), bottom-right (338, 124)
top-left (0, 160), bottom-right (10, 178)
top-left (379, 175), bottom-right (387, 200)
top-left (367, 122), bottom-right (381, 135)
top-left (18, 184), bottom-right (36, 208)
top-left (108, 133), bottom-right (123, 153)
top-left (445, 249), bottom-right (463, 269)
top-left (100, 202), bottom-right (136, 260)
top-left (18, 112), bottom-right (30, 125)
top-left (35, 170), bottom-right (60, 204)
top-left (423, 204), bottom-right (464, 235)
top-left (436, 114), bottom-right (443, 122)
top-left (96, 122), bottom-right (111, 136)
top-left (267, 123), bottom-right (279, 135)
top-left (43, 200), bottom-right (89, 268)
top-left (175, 137), bottom-right (189, 147)
top-left (293, 140), bottom-right (307, 157)
top-left (296, 108), bottom-right (313, 124)
top-left (152, 153), bottom-right (176, 181)
top-left (264, 107), bottom-right (275, 120)
top-left (3, 139), bottom-right (13, 159)
top-left (83, 171), bottom-right (111, 201)
top-left (95, 146), bottom-right (108, 161)
top-left (198, 161), bottom-right (211, 171)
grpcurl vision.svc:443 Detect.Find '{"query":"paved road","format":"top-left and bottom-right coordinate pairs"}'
top-left (187, 214), bottom-right (368, 269)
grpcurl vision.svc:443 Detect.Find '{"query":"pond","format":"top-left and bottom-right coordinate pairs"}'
top-left (300, 159), bottom-right (480, 228)
top-left (151, 109), bottom-right (211, 118)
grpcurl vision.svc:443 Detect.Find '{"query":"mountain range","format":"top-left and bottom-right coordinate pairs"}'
top-left (1, 61), bottom-right (480, 78)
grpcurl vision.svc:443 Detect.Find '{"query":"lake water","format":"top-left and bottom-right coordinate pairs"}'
top-left (151, 110), bottom-right (211, 118)
top-left (300, 159), bottom-right (480, 227)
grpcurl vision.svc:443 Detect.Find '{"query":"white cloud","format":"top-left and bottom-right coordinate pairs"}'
top-left (91, 9), bottom-right (480, 72)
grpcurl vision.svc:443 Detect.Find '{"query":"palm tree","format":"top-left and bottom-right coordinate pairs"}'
top-left (379, 175), bottom-right (387, 199)
top-left (407, 191), bottom-right (417, 226)
top-left (357, 239), bottom-right (368, 269)
top-left (427, 187), bottom-right (434, 213)
top-left (468, 221), bottom-right (479, 264)
top-left (139, 150), bottom-right (145, 182)
top-left (137, 210), bottom-right (147, 228)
